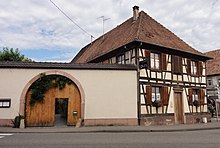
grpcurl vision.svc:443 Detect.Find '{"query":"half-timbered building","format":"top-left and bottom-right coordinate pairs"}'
top-left (205, 50), bottom-right (220, 116)
top-left (72, 6), bottom-right (212, 125)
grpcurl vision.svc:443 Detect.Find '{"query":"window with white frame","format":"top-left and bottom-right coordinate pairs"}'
top-left (191, 61), bottom-right (197, 75)
top-left (150, 53), bottom-right (160, 70)
top-left (117, 54), bottom-right (125, 64)
top-left (0, 99), bottom-right (11, 108)
top-left (152, 87), bottom-right (160, 102)
top-left (192, 89), bottom-right (199, 102)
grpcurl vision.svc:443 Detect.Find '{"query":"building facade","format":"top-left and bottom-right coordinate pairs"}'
top-left (205, 50), bottom-right (220, 116)
top-left (0, 62), bottom-right (137, 127)
top-left (72, 6), bottom-right (211, 125)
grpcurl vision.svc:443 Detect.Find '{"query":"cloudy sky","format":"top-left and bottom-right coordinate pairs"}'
top-left (0, 0), bottom-right (219, 62)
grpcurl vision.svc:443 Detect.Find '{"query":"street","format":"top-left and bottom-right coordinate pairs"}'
top-left (1, 130), bottom-right (220, 148)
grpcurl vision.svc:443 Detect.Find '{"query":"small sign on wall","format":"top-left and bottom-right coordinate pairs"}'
top-left (0, 99), bottom-right (11, 108)
top-left (73, 111), bottom-right (78, 116)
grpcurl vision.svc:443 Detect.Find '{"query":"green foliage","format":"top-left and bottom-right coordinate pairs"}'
top-left (11, 114), bottom-right (25, 128)
top-left (193, 100), bottom-right (199, 107)
top-left (29, 74), bottom-right (72, 105)
top-left (152, 100), bottom-right (161, 107)
top-left (0, 47), bottom-right (32, 62)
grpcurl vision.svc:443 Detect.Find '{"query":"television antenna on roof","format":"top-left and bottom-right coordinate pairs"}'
top-left (97, 16), bottom-right (110, 39)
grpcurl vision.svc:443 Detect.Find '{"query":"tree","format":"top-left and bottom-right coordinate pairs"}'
top-left (0, 47), bottom-right (32, 62)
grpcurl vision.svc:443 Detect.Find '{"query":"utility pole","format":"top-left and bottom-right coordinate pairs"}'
top-left (216, 85), bottom-right (220, 122)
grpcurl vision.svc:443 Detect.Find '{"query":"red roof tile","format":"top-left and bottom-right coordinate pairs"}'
top-left (205, 50), bottom-right (220, 76)
top-left (72, 10), bottom-right (205, 63)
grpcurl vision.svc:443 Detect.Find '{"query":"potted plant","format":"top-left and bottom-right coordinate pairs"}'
top-left (12, 114), bottom-right (25, 128)
top-left (152, 100), bottom-right (161, 107)
top-left (193, 100), bottom-right (198, 107)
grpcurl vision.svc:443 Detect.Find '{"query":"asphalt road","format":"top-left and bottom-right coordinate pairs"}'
top-left (1, 130), bottom-right (220, 148)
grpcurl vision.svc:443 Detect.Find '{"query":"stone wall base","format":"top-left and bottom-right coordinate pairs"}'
top-left (140, 113), bottom-right (211, 126)
top-left (140, 114), bottom-right (175, 126)
top-left (0, 119), bottom-right (13, 127)
top-left (185, 113), bottom-right (211, 124)
top-left (84, 118), bottom-right (138, 126)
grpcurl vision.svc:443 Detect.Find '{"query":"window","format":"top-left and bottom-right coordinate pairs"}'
top-left (188, 88), bottom-right (205, 107)
top-left (172, 55), bottom-right (182, 74)
top-left (192, 89), bottom-right (199, 102)
top-left (150, 53), bottom-right (160, 70)
top-left (117, 54), bottom-right (125, 64)
top-left (187, 60), bottom-right (203, 76)
top-left (0, 99), bottom-right (11, 108)
top-left (146, 86), bottom-right (168, 106)
top-left (191, 61), bottom-right (197, 75)
top-left (208, 79), bottom-right (212, 86)
top-left (152, 87), bottom-right (160, 102)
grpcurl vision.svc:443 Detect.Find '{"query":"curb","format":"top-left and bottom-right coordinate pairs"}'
top-left (1, 126), bottom-right (220, 133)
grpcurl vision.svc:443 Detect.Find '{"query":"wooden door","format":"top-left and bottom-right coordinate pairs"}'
top-left (174, 92), bottom-right (184, 124)
top-left (25, 83), bottom-right (81, 127)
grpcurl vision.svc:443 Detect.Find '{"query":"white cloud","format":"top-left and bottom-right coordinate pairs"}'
top-left (0, 0), bottom-right (219, 61)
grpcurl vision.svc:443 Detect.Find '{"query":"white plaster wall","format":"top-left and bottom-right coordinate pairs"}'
top-left (167, 88), bottom-right (174, 113)
top-left (167, 87), bottom-right (191, 114)
top-left (183, 90), bottom-right (190, 113)
top-left (0, 68), bottom-right (137, 120)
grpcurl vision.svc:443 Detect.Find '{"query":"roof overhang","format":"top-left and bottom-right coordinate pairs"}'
top-left (0, 61), bottom-right (137, 71)
top-left (88, 41), bottom-right (212, 63)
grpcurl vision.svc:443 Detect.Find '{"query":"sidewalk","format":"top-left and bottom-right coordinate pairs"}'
top-left (1, 120), bottom-right (220, 133)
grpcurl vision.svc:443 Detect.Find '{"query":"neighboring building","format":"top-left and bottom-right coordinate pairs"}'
top-left (72, 6), bottom-right (212, 125)
top-left (0, 62), bottom-right (137, 127)
top-left (205, 50), bottom-right (220, 115)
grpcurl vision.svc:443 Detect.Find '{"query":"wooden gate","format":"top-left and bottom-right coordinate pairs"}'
top-left (25, 83), bottom-right (81, 127)
top-left (174, 92), bottom-right (184, 124)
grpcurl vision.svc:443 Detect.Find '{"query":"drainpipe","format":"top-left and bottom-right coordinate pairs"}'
top-left (136, 41), bottom-right (142, 125)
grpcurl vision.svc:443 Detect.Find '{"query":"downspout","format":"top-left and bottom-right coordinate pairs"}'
top-left (136, 41), bottom-right (142, 125)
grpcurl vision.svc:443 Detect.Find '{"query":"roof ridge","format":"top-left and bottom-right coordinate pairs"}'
top-left (205, 49), bottom-right (220, 54)
top-left (72, 8), bottom-right (210, 63)
top-left (140, 11), bottom-right (202, 54)
top-left (72, 17), bottom-right (134, 63)
top-left (136, 11), bottom-right (143, 40)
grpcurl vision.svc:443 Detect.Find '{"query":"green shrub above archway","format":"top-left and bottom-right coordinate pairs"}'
top-left (28, 73), bottom-right (73, 105)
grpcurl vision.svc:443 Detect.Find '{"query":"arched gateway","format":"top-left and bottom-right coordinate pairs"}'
top-left (19, 71), bottom-right (85, 127)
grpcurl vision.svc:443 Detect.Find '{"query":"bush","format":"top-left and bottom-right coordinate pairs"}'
top-left (12, 115), bottom-right (25, 128)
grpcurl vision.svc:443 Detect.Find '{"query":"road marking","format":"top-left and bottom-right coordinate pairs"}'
top-left (0, 133), bottom-right (13, 139)
top-left (0, 134), bottom-right (13, 136)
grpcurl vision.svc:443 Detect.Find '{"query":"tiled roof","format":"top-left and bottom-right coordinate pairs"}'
top-left (72, 10), bottom-right (205, 63)
top-left (0, 61), bottom-right (137, 70)
top-left (205, 50), bottom-right (220, 76)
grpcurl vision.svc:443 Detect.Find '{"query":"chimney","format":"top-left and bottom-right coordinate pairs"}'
top-left (133, 6), bottom-right (139, 21)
